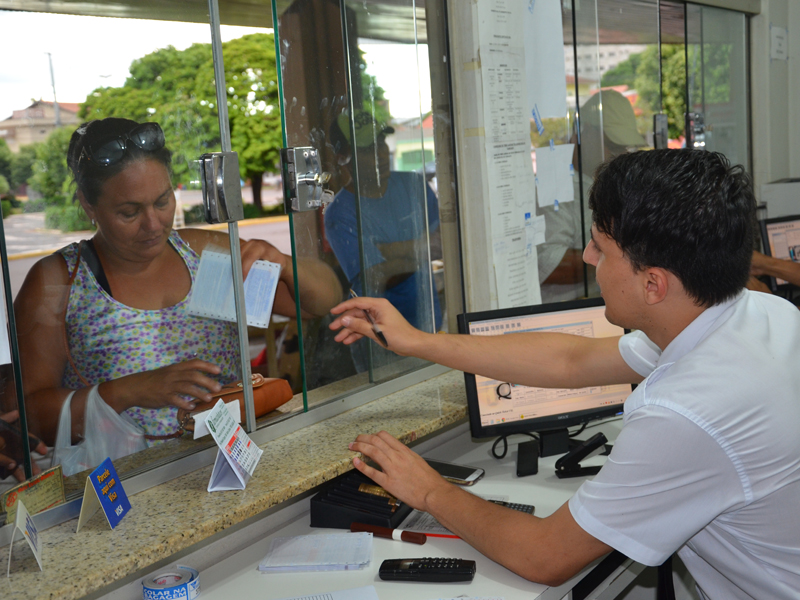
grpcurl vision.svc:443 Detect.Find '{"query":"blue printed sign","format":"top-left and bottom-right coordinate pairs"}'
top-left (77, 457), bottom-right (130, 531)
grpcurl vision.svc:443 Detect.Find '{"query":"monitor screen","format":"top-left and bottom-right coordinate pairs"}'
top-left (457, 298), bottom-right (631, 440)
top-left (761, 215), bottom-right (800, 287)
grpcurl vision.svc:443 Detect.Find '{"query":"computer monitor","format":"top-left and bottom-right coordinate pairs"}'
top-left (457, 298), bottom-right (632, 460)
top-left (760, 215), bottom-right (800, 290)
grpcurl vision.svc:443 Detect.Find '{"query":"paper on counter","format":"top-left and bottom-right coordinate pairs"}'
top-left (535, 144), bottom-right (574, 208)
top-left (275, 586), bottom-right (379, 600)
top-left (259, 532), bottom-right (373, 573)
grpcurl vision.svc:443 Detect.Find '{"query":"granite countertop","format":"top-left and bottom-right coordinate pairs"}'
top-left (0, 370), bottom-right (467, 600)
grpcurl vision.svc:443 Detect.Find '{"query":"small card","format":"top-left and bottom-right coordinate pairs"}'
top-left (6, 500), bottom-right (43, 576)
top-left (187, 250), bottom-right (281, 328)
top-left (76, 458), bottom-right (131, 532)
top-left (205, 399), bottom-right (263, 492)
top-left (192, 400), bottom-right (241, 440)
top-left (2, 464), bottom-right (65, 525)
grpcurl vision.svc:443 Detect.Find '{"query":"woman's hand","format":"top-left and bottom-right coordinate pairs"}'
top-left (240, 239), bottom-right (289, 281)
top-left (0, 411), bottom-right (48, 482)
top-left (99, 359), bottom-right (223, 413)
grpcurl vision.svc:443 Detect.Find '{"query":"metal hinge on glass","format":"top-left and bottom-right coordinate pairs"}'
top-left (280, 147), bottom-right (334, 213)
top-left (199, 151), bottom-right (245, 224)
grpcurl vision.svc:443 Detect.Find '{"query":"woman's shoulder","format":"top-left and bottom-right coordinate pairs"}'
top-left (14, 252), bottom-right (71, 311)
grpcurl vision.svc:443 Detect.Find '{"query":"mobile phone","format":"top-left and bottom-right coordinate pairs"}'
top-left (379, 557), bottom-right (476, 582)
top-left (425, 458), bottom-right (485, 485)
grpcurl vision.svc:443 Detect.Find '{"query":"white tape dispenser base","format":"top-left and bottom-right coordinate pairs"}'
top-left (142, 565), bottom-right (200, 600)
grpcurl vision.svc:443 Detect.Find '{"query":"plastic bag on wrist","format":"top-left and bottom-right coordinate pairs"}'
top-left (52, 386), bottom-right (147, 476)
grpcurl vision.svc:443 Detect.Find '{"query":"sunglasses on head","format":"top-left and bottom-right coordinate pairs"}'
top-left (80, 122), bottom-right (165, 167)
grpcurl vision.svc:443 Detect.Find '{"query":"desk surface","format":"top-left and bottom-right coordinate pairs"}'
top-left (198, 419), bottom-right (634, 600)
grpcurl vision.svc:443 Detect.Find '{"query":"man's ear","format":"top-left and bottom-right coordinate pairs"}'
top-left (642, 267), bottom-right (669, 305)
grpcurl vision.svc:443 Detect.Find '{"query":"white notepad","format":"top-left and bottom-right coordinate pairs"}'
top-left (258, 532), bottom-right (373, 573)
top-left (187, 249), bottom-right (281, 328)
top-left (274, 586), bottom-right (379, 600)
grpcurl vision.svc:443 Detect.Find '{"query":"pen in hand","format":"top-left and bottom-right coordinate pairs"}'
top-left (348, 289), bottom-right (389, 348)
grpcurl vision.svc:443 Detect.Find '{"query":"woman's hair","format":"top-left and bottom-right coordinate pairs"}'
top-left (67, 118), bottom-right (172, 205)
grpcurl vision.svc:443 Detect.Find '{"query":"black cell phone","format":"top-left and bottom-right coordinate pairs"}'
top-left (425, 459), bottom-right (485, 485)
top-left (378, 557), bottom-right (476, 582)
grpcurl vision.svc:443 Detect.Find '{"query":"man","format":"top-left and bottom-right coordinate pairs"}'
top-left (324, 109), bottom-right (442, 371)
top-left (539, 89), bottom-right (647, 303)
top-left (330, 149), bottom-right (800, 598)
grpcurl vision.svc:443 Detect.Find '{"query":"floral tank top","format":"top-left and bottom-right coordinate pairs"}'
top-left (59, 231), bottom-right (240, 442)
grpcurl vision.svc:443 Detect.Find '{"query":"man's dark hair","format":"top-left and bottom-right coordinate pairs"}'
top-left (589, 149), bottom-right (755, 307)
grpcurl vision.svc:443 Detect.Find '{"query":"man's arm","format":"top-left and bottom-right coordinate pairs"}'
top-left (751, 251), bottom-right (800, 288)
top-left (349, 431), bottom-right (612, 585)
top-left (330, 297), bottom-right (643, 388)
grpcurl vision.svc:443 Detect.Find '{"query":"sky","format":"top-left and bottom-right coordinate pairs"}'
top-left (0, 11), bottom-right (431, 125)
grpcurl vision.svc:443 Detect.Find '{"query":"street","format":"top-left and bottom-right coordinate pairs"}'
top-left (3, 211), bottom-right (291, 299)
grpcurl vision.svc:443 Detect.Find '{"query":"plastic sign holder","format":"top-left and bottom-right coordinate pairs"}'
top-left (6, 500), bottom-right (43, 576)
top-left (205, 399), bottom-right (263, 491)
top-left (76, 457), bottom-right (131, 532)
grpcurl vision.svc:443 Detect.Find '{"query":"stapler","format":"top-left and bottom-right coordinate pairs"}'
top-left (554, 432), bottom-right (609, 479)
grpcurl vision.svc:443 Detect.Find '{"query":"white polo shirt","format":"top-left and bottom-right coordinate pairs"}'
top-left (569, 290), bottom-right (800, 600)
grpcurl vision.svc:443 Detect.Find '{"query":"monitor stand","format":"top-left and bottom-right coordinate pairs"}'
top-left (539, 429), bottom-right (572, 457)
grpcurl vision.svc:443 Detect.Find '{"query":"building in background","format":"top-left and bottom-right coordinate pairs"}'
top-left (0, 100), bottom-right (80, 152)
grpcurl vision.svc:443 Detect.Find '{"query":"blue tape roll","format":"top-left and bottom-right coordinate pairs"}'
top-left (142, 565), bottom-right (200, 600)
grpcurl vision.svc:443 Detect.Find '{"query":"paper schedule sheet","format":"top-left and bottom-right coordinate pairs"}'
top-left (187, 249), bottom-right (281, 328)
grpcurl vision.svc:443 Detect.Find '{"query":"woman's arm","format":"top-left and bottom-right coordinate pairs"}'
top-left (179, 228), bottom-right (343, 318)
top-left (14, 255), bottom-right (91, 444)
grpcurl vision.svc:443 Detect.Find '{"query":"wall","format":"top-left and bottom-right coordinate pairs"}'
top-left (750, 0), bottom-right (799, 191)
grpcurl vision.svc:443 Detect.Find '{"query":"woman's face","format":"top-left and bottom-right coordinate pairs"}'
top-left (83, 158), bottom-right (175, 263)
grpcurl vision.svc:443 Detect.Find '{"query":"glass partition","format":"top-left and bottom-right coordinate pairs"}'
top-left (0, 0), bottom-right (753, 525)
top-left (686, 4), bottom-right (750, 170)
top-left (0, 7), bottom-right (252, 505)
top-left (275, 0), bottom-right (444, 409)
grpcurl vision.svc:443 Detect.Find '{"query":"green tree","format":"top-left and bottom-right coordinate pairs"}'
top-left (631, 44), bottom-right (686, 140)
top-left (81, 42), bottom-right (218, 187)
top-left (29, 127), bottom-right (76, 203)
top-left (600, 53), bottom-right (642, 88)
top-left (0, 175), bottom-right (9, 196)
top-left (81, 34), bottom-right (285, 210)
top-left (0, 139), bottom-right (12, 185)
top-left (10, 144), bottom-right (39, 190)
top-left (221, 34), bottom-right (283, 210)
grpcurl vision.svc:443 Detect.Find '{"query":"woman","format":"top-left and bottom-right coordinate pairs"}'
top-left (14, 118), bottom-right (341, 450)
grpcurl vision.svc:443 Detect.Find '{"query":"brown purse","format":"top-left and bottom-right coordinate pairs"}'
top-left (178, 373), bottom-right (294, 432)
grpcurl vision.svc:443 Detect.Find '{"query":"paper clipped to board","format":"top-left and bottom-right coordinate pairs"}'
top-left (187, 249), bottom-right (281, 328)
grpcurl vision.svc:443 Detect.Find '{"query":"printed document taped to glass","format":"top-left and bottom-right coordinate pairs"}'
top-left (188, 249), bottom-right (281, 328)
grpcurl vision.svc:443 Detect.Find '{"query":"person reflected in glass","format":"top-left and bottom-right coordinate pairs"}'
top-left (13, 118), bottom-right (341, 458)
top-left (324, 110), bottom-right (442, 372)
top-left (750, 250), bottom-right (800, 289)
top-left (539, 89), bottom-right (648, 303)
